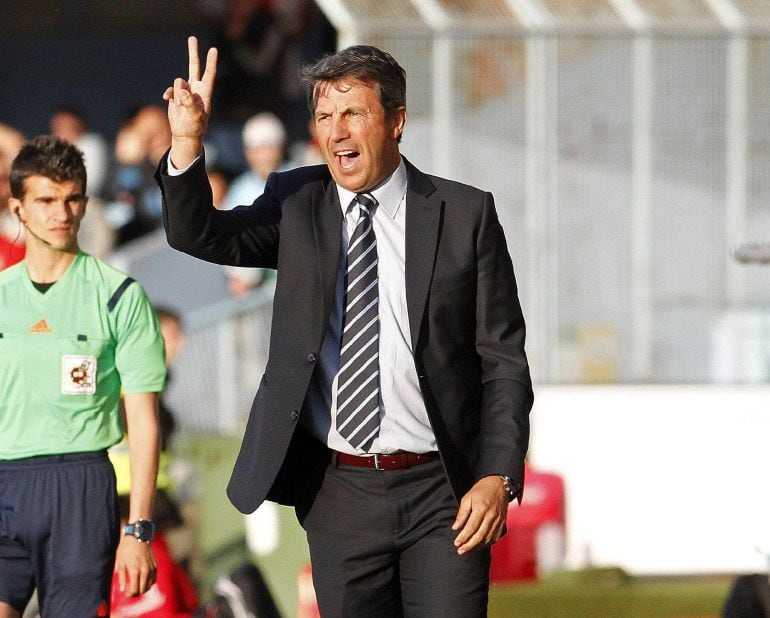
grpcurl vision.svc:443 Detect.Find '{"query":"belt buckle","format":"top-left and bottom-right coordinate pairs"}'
top-left (373, 453), bottom-right (384, 471)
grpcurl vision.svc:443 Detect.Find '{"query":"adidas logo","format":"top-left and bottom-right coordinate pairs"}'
top-left (29, 318), bottom-right (52, 333)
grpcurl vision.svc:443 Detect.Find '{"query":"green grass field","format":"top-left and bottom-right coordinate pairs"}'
top-left (490, 569), bottom-right (732, 617)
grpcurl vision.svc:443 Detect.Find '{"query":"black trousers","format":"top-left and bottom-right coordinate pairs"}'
top-left (296, 457), bottom-right (490, 618)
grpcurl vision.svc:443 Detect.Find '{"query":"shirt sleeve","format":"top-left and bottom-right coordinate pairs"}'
top-left (111, 281), bottom-right (167, 393)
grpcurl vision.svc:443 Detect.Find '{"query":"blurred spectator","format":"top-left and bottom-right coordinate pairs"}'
top-left (210, 0), bottom-right (292, 125)
top-left (133, 105), bottom-right (174, 168)
top-left (208, 166), bottom-right (264, 294)
top-left (289, 116), bottom-right (325, 167)
top-left (280, 0), bottom-right (338, 150)
top-left (221, 112), bottom-right (295, 297)
top-left (197, 0), bottom-right (335, 174)
top-left (0, 229), bottom-right (24, 271)
top-left (106, 105), bottom-right (171, 247)
top-left (50, 105), bottom-right (109, 198)
top-left (0, 123), bottom-right (25, 270)
top-left (222, 112), bottom-right (292, 210)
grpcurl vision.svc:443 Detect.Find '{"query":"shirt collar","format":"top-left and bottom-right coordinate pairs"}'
top-left (336, 157), bottom-right (407, 220)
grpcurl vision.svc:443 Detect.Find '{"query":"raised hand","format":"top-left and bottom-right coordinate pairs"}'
top-left (163, 36), bottom-right (218, 168)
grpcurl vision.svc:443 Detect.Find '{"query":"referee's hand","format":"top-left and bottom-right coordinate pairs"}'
top-left (115, 535), bottom-right (158, 597)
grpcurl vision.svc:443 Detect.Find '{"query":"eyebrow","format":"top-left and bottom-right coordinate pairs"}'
top-left (33, 192), bottom-right (85, 202)
top-left (315, 103), bottom-right (368, 117)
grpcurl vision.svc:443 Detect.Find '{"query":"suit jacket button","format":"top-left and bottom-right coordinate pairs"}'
top-left (290, 410), bottom-right (299, 421)
top-left (307, 353), bottom-right (317, 363)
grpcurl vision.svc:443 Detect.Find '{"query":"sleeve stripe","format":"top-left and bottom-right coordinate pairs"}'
top-left (107, 277), bottom-right (136, 313)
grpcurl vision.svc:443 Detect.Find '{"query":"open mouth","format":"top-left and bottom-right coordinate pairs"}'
top-left (336, 150), bottom-right (360, 170)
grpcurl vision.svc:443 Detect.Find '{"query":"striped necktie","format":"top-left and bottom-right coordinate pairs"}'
top-left (336, 193), bottom-right (380, 450)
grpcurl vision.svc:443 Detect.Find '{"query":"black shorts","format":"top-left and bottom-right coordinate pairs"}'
top-left (0, 451), bottom-right (119, 616)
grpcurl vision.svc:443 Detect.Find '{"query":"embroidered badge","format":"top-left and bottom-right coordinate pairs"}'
top-left (29, 318), bottom-right (52, 333)
top-left (61, 355), bottom-right (97, 395)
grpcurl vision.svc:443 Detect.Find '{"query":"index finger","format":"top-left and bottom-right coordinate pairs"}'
top-left (188, 35), bottom-right (200, 82)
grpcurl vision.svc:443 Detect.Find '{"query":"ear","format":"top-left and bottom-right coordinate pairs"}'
top-left (391, 106), bottom-right (406, 140)
top-left (8, 197), bottom-right (21, 220)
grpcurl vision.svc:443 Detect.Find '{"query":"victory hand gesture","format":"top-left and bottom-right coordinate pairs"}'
top-left (163, 36), bottom-right (218, 168)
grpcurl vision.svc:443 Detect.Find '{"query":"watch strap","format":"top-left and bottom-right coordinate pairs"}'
top-left (124, 519), bottom-right (156, 543)
top-left (499, 475), bottom-right (521, 503)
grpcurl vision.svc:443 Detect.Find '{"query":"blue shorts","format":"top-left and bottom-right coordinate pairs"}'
top-left (0, 451), bottom-right (119, 616)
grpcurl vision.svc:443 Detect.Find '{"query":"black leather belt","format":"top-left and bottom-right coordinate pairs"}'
top-left (334, 450), bottom-right (439, 471)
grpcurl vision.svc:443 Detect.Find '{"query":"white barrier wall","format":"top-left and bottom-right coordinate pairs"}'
top-left (528, 385), bottom-right (770, 575)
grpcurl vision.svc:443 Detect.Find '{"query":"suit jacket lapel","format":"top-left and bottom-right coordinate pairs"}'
top-left (404, 160), bottom-right (440, 351)
top-left (312, 182), bottom-right (343, 323)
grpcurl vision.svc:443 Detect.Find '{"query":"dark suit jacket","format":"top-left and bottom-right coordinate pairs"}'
top-left (158, 154), bottom-right (533, 514)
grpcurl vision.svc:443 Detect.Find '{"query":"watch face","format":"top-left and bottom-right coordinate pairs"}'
top-left (138, 520), bottom-right (155, 541)
top-left (127, 519), bottom-right (155, 542)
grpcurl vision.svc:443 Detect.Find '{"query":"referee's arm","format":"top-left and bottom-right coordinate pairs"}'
top-left (115, 392), bottom-right (160, 597)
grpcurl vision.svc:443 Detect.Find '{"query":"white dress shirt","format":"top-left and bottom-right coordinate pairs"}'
top-left (303, 158), bottom-right (435, 455)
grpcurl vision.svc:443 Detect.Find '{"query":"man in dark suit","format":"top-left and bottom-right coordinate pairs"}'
top-left (158, 37), bottom-right (533, 617)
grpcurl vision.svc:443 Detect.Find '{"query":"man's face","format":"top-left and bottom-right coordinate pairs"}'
top-left (10, 175), bottom-right (87, 252)
top-left (313, 79), bottom-right (405, 193)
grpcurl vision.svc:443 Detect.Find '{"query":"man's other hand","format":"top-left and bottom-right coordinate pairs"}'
top-left (451, 475), bottom-right (509, 555)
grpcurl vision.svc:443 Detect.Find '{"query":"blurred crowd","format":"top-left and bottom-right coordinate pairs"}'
top-left (0, 0), bottom-right (333, 299)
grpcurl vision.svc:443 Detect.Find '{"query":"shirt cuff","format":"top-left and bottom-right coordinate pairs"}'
top-left (167, 153), bottom-right (200, 176)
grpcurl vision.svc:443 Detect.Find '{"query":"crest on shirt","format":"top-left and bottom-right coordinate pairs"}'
top-left (61, 355), bottom-right (97, 395)
top-left (29, 318), bottom-right (52, 333)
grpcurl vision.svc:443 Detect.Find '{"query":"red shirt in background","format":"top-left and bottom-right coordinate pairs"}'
top-left (0, 236), bottom-right (23, 270)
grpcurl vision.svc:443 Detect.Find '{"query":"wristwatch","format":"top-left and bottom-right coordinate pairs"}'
top-left (123, 519), bottom-right (156, 543)
top-left (499, 475), bottom-right (521, 503)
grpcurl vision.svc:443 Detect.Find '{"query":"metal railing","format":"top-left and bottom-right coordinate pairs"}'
top-left (164, 283), bottom-right (275, 434)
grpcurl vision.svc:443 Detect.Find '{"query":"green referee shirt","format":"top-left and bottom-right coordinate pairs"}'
top-left (0, 251), bottom-right (166, 459)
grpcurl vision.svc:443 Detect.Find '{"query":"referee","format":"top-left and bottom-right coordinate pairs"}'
top-left (0, 136), bottom-right (166, 617)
